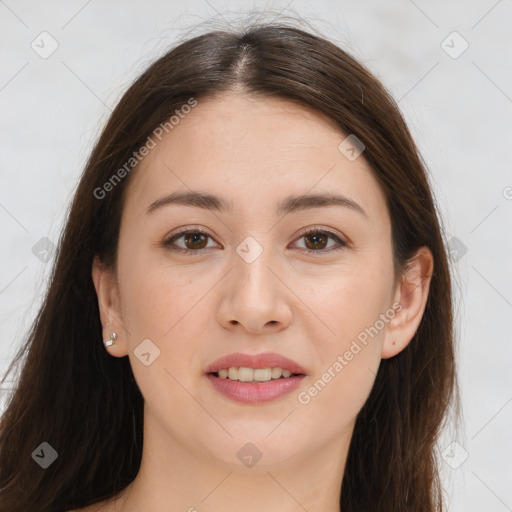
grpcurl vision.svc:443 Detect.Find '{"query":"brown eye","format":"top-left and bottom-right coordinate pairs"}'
top-left (303, 232), bottom-right (329, 251)
top-left (163, 229), bottom-right (217, 255)
top-left (294, 228), bottom-right (347, 255)
top-left (183, 232), bottom-right (208, 250)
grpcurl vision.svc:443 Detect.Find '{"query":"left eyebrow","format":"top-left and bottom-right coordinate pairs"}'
top-left (277, 192), bottom-right (367, 218)
top-left (146, 191), bottom-right (367, 218)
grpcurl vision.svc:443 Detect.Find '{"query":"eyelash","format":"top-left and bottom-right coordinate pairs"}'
top-left (162, 226), bottom-right (348, 257)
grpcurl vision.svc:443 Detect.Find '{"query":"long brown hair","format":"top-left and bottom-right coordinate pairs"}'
top-left (0, 21), bottom-right (457, 512)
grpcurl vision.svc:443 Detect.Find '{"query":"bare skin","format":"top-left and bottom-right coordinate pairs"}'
top-left (81, 91), bottom-right (433, 512)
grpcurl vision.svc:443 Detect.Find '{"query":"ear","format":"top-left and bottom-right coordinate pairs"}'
top-left (381, 246), bottom-right (434, 359)
top-left (92, 255), bottom-right (128, 357)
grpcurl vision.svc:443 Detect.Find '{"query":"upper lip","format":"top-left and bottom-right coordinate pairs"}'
top-left (205, 352), bottom-right (307, 375)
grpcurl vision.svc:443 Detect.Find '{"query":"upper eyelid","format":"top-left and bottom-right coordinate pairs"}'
top-left (295, 225), bottom-right (345, 239)
top-left (165, 226), bottom-right (216, 243)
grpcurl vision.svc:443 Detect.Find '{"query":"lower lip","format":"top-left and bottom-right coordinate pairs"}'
top-left (206, 373), bottom-right (306, 404)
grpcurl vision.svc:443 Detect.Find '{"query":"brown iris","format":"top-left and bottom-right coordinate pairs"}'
top-left (184, 232), bottom-right (208, 250)
top-left (303, 232), bottom-right (328, 251)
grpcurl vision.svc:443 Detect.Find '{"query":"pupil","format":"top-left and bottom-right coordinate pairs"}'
top-left (186, 232), bottom-right (206, 249)
top-left (306, 233), bottom-right (327, 250)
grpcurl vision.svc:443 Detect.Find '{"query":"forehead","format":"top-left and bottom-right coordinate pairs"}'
top-left (123, 92), bottom-right (388, 221)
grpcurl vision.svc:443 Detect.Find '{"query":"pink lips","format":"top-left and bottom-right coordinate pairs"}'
top-left (204, 352), bottom-right (307, 404)
top-left (206, 374), bottom-right (305, 404)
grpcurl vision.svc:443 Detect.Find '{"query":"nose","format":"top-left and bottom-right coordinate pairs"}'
top-left (216, 244), bottom-right (293, 334)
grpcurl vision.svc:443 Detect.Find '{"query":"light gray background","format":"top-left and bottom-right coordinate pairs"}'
top-left (1, 1), bottom-right (511, 510)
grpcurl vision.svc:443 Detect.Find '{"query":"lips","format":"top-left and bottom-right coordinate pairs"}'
top-left (204, 352), bottom-right (307, 375)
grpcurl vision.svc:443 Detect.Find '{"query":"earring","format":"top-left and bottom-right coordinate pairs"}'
top-left (104, 332), bottom-right (117, 347)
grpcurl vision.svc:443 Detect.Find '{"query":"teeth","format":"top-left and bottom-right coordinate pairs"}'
top-left (238, 367), bottom-right (254, 382)
top-left (215, 367), bottom-right (296, 382)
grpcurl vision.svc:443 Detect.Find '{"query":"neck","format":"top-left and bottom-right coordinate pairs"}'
top-left (112, 412), bottom-right (353, 512)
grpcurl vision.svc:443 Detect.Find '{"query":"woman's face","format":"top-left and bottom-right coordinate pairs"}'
top-left (100, 92), bottom-right (403, 469)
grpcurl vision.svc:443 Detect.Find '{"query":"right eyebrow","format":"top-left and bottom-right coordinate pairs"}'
top-left (146, 191), bottom-right (231, 215)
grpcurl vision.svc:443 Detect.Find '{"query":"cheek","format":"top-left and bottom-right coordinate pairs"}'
top-left (293, 289), bottom-right (388, 445)
top-left (116, 246), bottom-right (210, 412)
top-left (294, 349), bottom-right (379, 454)
top-left (295, 255), bottom-right (393, 412)
top-left (300, 254), bottom-right (394, 346)
top-left (117, 242), bottom-right (212, 338)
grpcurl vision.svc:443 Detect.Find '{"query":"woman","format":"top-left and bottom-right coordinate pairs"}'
top-left (0, 22), bottom-right (457, 512)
